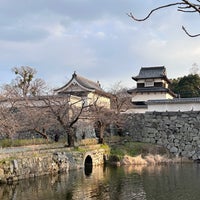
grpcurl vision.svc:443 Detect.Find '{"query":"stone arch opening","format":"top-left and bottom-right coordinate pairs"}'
top-left (85, 155), bottom-right (92, 165)
top-left (84, 155), bottom-right (93, 176)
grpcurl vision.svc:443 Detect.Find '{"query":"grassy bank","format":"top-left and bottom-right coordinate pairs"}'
top-left (0, 138), bottom-right (51, 148)
top-left (107, 140), bottom-right (192, 165)
top-left (109, 141), bottom-right (169, 158)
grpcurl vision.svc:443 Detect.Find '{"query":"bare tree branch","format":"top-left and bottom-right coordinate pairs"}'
top-left (182, 0), bottom-right (200, 12)
top-left (182, 26), bottom-right (200, 37)
top-left (128, 0), bottom-right (200, 37)
top-left (127, 3), bottom-right (185, 21)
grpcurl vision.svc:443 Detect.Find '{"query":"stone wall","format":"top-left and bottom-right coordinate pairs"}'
top-left (124, 111), bottom-right (200, 160)
top-left (10, 120), bottom-right (96, 141)
top-left (0, 145), bottom-right (107, 184)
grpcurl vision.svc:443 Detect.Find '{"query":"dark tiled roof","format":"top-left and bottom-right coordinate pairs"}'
top-left (54, 72), bottom-right (102, 92)
top-left (132, 66), bottom-right (170, 82)
top-left (148, 98), bottom-right (200, 104)
top-left (54, 72), bottom-right (112, 98)
top-left (128, 87), bottom-right (168, 93)
top-left (74, 73), bottom-right (103, 91)
top-left (127, 87), bottom-right (177, 97)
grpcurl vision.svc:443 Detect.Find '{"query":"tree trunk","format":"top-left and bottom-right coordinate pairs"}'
top-left (67, 127), bottom-right (75, 147)
top-left (34, 128), bottom-right (49, 141)
top-left (99, 124), bottom-right (105, 144)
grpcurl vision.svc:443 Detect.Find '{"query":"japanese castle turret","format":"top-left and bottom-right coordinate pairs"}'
top-left (128, 66), bottom-right (176, 112)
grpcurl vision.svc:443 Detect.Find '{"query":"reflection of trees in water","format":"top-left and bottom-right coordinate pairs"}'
top-left (106, 166), bottom-right (146, 200)
top-left (142, 164), bottom-right (200, 200)
top-left (0, 184), bottom-right (18, 200)
top-left (3, 164), bottom-right (200, 200)
top-left (0, 165), bottom-right (148, 200)
top-left (0, 173), bottom-right (75, 200)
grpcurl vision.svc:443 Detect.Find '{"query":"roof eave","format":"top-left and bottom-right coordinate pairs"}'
top-left (54, 76), bottom-right (74, 92)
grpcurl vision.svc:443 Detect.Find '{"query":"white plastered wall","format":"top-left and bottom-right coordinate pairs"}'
top-left (132, 92), bottom-right (173, 102)
top-left (148, 102), bottom-right (200, 112)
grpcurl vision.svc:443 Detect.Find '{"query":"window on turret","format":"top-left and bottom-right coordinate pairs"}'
top-left (145, 79), bottom-right (154, 87)
top-left (154, 82), bottom-right (163, 87)
top-left (137, 83), bottom-right (144, 88)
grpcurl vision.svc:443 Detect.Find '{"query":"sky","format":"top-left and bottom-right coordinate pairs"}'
top-left (0, 0), bottom-right (199, 91)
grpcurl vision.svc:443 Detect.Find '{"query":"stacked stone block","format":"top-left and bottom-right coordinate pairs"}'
top-left (124, 111), bottom-right (200, 160)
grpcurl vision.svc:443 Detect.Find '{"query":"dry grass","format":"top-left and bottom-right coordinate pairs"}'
top-left (108, 141), bottom-right (192, 166)
top-left (119, 153), bottom-right (192, 166)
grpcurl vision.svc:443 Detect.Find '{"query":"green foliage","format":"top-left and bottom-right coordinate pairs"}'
top-left (110, 142), bottom-right (168, 157)
top-left (73, 146), bottom-right (87, 153)
top-left (110, 142), bottom-right (141, 157)
top-left (170, 74), bottom-right (200, 98)
top-left (100, 143), bottom-right (109, 150)
top-left (0, 157), bottom-right (16, 167)
top-left (100, 143), bottom-right (110, 154)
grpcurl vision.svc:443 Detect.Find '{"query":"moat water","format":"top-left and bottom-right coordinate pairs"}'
top-left (1, 164), bottom-right (200, 200)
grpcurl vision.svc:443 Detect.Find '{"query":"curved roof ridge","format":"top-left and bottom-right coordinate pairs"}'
top-left (74, 72), bottom-right (102, 91)
top-left (54, 72), bottom-right (104, 93)
top-left (132, 66), bottom-right (170, 83)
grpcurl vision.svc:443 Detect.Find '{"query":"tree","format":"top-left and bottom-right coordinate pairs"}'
top-left (170, 73), bottom-right (200, 97)
top-left (92, 105), bottom-right (113, 144)
top-left (0, 103), bottom-right (19, 139)
top-left (92, 84), bottom-right (132, 143)
top-left (128, 0), bottom-right (200, 37)
top-left (109, 82), bottom-right (132, 114)
top-left (189, 63), bottom-right (199, 74)
top-left (42, 95), bottom-right (91, 147)
top-left (12, 66), bottom-right (46, 97)
top-left (108, 83), bottom-right (132, 136)
top-left (0, 95), bottom-right (54, 140)
top-left (16, 98), bottom-right (54, 141)
top-left (0, 67), bottom-right (50, 140)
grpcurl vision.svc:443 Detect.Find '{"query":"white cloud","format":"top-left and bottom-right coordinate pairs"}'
top-left (0, 0), bottom-right (199, 90)
top-left (96, 32), bottom-right (106, 39)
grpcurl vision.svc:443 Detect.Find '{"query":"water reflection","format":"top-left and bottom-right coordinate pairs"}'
top-left (142, 164), bottom-right (200, 200)
top-left (84, 164), bottom-right (93, 176)
top-left (1, 164), bottom-right (200, 200)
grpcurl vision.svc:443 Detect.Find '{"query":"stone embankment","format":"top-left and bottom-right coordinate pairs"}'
top-left (0, 144), bottom-right (108, 184)
top-left (124, 111), bottom-right (200, 160)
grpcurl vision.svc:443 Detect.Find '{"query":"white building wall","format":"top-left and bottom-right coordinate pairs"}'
top-left (124, 108), bottom-right (148, 113)
top-left (126, 102), bottom-right (200, 114)
top-left (148, 102), bottom-right (200, 112)
top-left (132, 92), bottom-right (173, 102)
